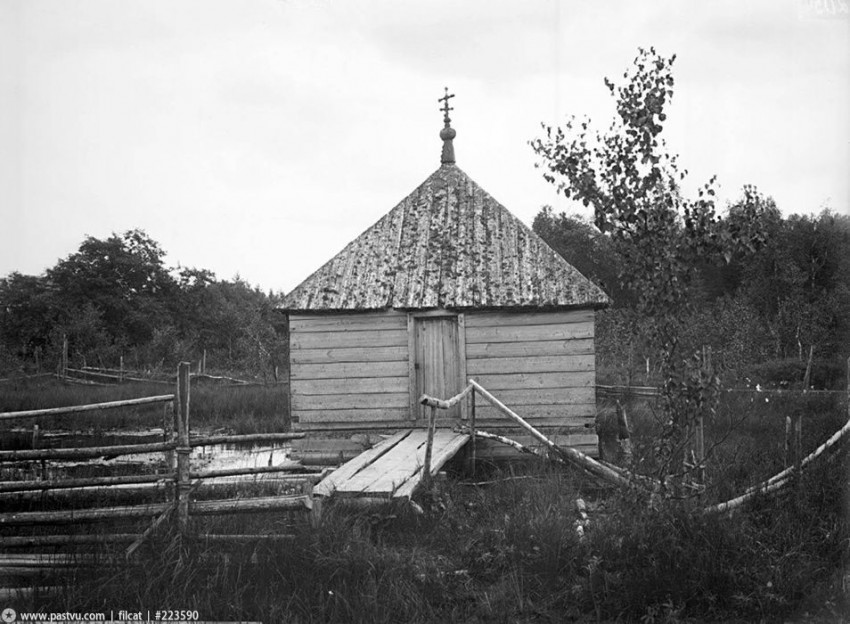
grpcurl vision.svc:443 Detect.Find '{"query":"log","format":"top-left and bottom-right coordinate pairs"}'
top-left (176, 362), bottom-right (191, 533)
top-left (0, 566), bottom-right (79, 577)
top-left (191, 373), bottom-right (252, 384)
top-left (126, 506), bottom-right (173, 559)
top-left (65, 367), bottom-right (123, 381)
top-left (190, 464), bottom-right (321, 480)
top-left (61, 375), bottom-right (112, 387)
top-left (468, 430), bottom-right (546, 459)
top-left (0, 394), bottom-right (174, 421)
top-left (739, 414), bottom-right (850, 498)
top-left (0, 502), bottom-right (172, 525)
top-left (0, 473), bottom-right (175, 494)
top-left (3, 476), bottom-right (322, 504)
top-left (115, 376), bottom-right (174, 386)
top-left (84, 365), bottom-right (153, 376)
top-left (468, 429), bottom-right (655, 489)
top-left (0, 484), bottom-right (173, 504)
top-left (191, 534), bottom-right (296, 542)
top-left (0, 534), bottom-right (138, 547)
top-left (0, 441), bottom-right (176, 462)
top-left (468, 379), bottom-right (634, 488)
top-left (707, 415), bottom-right (850, 515)
top-left (0, 553), bottom-right (115, 566)
top-left (704, 472), bottom-right (793, 515)
top-left (469, 389), bottom-right (477, 476)
top-left (421, 405), bottom-right (437, 489)
top-left (0, 372), bottom-right (54, 383)
top-left (190, 494), bottom-right (312, 515)
top-left (189, 432), bottom-right (305, 447)
top-left (419, 384), bottom-right (473, 410)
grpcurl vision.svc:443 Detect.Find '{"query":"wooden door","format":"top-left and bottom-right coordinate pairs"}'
top-left (412, 316), bottom-right (464, 422)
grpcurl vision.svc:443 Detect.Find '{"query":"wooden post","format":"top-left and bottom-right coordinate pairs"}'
top-left (422, 405), bottom-right (437, 489)
top-left (616, 400), bottom-right (633, 466)
top-left (469, 390), bottom-right (477, 477)
top-left (784, 415), bottom-right (796, 468)
top-left (119, 355), bottom-right (124, 384)
top-left (793, 413), bottom-right (802, 493)
top-left (32, 424), bottom-right (46, 481)
top-left (61, 334), bottom-right (68, 380)
top-left (175, 362), bottom-right (191, 534)
top-left (786, 348), bottom-right (812, 482)
top-left (302, 480), bottom-right (321, 527)
top-left (163, 402), bottom-right (175, 473)
top-left (202, 349), bottom-right (207, 375)
top-left (696, 346), bottom-right (710, 489)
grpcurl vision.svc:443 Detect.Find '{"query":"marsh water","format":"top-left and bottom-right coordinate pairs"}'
top-left (1, 427), bottom-right (293, 481)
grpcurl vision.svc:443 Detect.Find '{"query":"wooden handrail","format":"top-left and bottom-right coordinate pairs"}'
top-left (419, 384), bottom-right (473, 410)
top-left (468, 379), bottom-right (634, 488)
top-left (419, 384), bottom-right (476, 488)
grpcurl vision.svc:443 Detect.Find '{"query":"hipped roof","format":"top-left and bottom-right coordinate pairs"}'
top-left (280, 164), bottom-right (610, 312)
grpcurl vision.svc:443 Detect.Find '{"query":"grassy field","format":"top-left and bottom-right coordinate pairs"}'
top-left (15, 454), bottom-right (848, 623)
top-left (2, 377), bottom-right (848, 622)
top-left (0, 374), bottom-right (289, 432)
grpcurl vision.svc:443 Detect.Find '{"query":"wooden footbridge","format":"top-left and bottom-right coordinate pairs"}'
top-left (312, 379), bottom-right (629, 503)
top-left (313, 429), bottom-right (470, 499)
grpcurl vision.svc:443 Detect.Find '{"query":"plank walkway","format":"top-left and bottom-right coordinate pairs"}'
top-left (314, 429), bottom-right (469, 499)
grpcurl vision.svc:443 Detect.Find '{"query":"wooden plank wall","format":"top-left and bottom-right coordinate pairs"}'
top-left (465, 309), bottom-right (596, 432)
top-left (290, 308), bottom-right (598, 434)
top-left (289, 311), bottom-right (411, 430)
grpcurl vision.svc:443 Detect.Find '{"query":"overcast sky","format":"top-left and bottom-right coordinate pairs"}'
top-left (1, 0), bottom-right (848, 294)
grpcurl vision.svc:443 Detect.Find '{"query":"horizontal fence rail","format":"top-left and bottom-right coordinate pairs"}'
top-left (0, 473), bottom-right (176, 494)
top-left (420, 376), bottom-right (850, 516)
top-left (0, 495), bottom-right (313, 526)
top-left (417, 380), bottom-right (634, 490)
top-left (0, 395), bottom-right (175, 421)
top-left (0, 441), bottom-right (177, 462)
top-left (597, 384), bottom-right (847, 398)
top-left (0, 361), bottom-right (316, 561)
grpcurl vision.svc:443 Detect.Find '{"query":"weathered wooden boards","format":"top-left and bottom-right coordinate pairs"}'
top-left (289, 307), bottom-right (599, 438)
top-left (290, 312), bottom-right (411, 428)
top-left (314, 429), bottom-right (470, 499)
top-left (280, 165), bottom-right (609, 311)
top-left (465, 310), bottom-right (596, 430)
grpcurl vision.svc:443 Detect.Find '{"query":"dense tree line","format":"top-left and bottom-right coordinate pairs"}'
top-left (0, 229), bottom-right (285, 378)
top-left (534, 203), bottom-right (850, 387)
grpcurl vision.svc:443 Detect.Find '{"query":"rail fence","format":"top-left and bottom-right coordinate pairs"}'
top-left (419, 374), bottom-right (850, 515)
top-left (0, 362), bottom-right (314, 575)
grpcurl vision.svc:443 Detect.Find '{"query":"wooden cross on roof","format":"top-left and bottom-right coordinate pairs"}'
top-left (438, 87), bottom-right (455, 125)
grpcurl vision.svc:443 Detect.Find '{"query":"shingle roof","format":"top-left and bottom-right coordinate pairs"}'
top-left (280, 164), bottom-right (610, 312)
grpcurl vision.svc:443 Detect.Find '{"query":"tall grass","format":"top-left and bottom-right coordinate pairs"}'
top-left (604, 389), bottom-right (847, 504)
top-left (12, 449), bottom-right (847, 623)
top-left (0, 376), bottom-right (289, 432)
top-left (3, 375), bottom-right (848, 621)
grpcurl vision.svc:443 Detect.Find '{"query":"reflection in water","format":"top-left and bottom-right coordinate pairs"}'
top-left (0, 427), bottom-right (293, 483)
